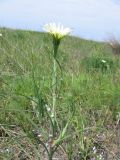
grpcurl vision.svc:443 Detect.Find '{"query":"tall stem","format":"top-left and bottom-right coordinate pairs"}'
top-left (52, 40), bottom-right (59, 135)
top-left (52, 57), bottom-right (57, 123)
top-left (51, 37), bottom-right (60, 136)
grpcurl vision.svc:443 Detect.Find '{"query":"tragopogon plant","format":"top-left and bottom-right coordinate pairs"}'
top-left (34, 23), bottom-right (71, 160)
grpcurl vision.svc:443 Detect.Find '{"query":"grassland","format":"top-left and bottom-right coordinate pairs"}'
top-left (0, 28), bottom-right (120, 160)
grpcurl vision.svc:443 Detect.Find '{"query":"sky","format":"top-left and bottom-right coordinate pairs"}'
top-left (0, 0), bottom-right (120, 41)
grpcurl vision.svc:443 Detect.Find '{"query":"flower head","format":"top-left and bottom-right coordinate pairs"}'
top-left (43, 23), bottom-right (71, 40)
top-left (0, 33), bottom-right (2, 37)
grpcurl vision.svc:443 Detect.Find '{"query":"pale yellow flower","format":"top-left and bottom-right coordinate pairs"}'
top-left (0, 33), bottom-right (2, 37)
top-left (43, 23), bottom-right (71, 40)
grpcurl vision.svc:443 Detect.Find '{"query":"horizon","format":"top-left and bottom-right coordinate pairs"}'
top-left (0, 0), bottom-right (120, 41)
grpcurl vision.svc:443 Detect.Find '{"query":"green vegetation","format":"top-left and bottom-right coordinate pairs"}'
top-left (0, 28), bottom-right (120, 160)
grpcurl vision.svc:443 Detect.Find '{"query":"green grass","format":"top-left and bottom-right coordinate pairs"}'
top-left (0, 28), bottom-right (120, 160)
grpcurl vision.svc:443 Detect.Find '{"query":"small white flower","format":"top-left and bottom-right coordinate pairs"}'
top-left (99, 154), bottom-right (103, 160)
top-left (45, 104), bottom-right (51, 112)
top-left (0, 33), bottom-right (2, 37)
top-left (5, 149), bottom-right (10, 153)
top-left (51, 113), bottom-right (54, 118)
top-left (37, 134), bottom-right (42, 138)
top-left (101, 60), bottom-right (106, 63)
top-left (43, 22), bottom-right (71, 40)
